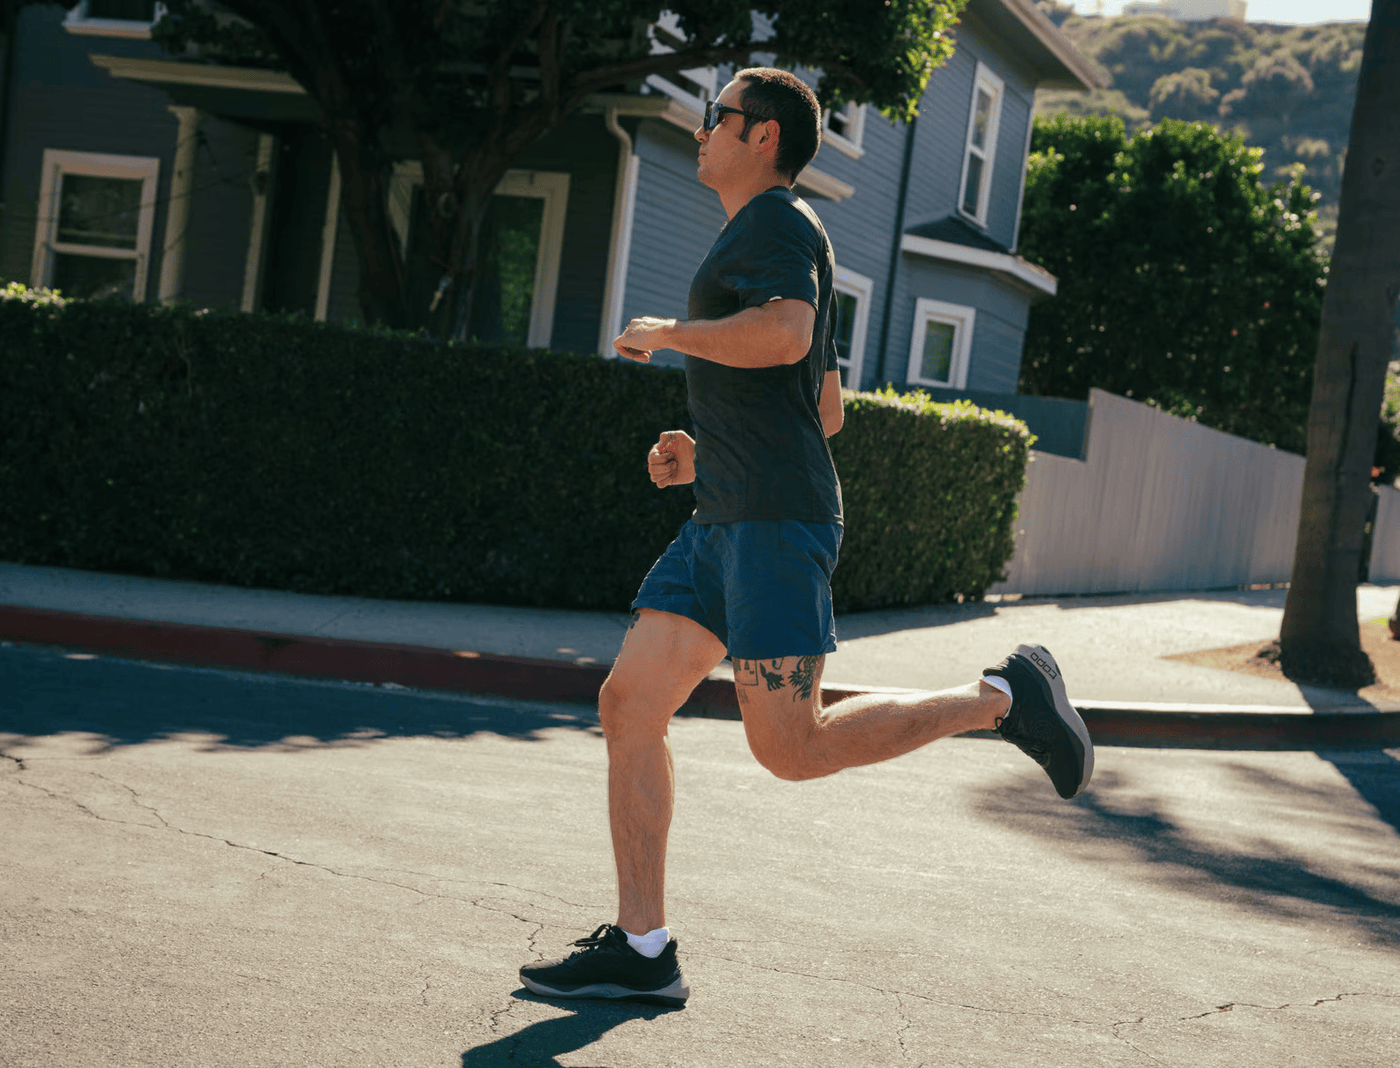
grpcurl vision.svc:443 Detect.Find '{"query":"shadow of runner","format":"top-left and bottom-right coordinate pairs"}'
top-left (462, 993), bottom-right (673, 1067)
top-left (1, 643), bottom-right (601, 751)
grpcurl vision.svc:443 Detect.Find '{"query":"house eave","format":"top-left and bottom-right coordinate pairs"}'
top-left (966, 0), bottom-right (1106, 92)
top-left (902, 233), bottom-right (1058, 297)
top-left (89, 53), bottom-right (305, 93)
top-left (584, 92), bottom-right (855, 202)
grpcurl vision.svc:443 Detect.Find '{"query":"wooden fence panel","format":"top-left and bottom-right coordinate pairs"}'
top-left (992, 389), bottom-right (1307, 596)
top-left (1370, 484), bottom-right (1400, 584)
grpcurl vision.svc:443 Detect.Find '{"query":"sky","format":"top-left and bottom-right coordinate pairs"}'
top-left (1065, 0), bottom-right (1372, 22)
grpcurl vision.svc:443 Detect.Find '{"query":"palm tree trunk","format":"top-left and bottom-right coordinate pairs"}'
top-left (1279, 0), bottom-right (1400, 686)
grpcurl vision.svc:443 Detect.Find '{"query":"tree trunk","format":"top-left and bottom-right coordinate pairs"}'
top-left (1278, 0), bottom-right (1400, 687)
top-left (325, 115), bottom-right (408, 329)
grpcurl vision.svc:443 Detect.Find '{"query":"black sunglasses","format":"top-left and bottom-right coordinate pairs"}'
top-left (702, 100), bottom-right (770, 133)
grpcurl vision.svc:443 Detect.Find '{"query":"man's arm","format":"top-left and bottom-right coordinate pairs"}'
top-left (819, 368), bottom-right (844, 437)
top-left (614, 299), bottom-right (815, 368)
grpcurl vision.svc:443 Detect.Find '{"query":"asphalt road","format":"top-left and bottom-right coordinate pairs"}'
top-left (3, 642), bottom-right (1399, 1068)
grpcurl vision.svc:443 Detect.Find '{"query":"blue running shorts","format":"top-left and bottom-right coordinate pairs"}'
top-left (632, 519), bottom-right (841, 660)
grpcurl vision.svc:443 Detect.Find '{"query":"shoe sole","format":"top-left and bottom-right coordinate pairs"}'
top-left (519, 974), bottom-right (689, 1008)
top-left (1017, 643), bottom-right (1094, 798)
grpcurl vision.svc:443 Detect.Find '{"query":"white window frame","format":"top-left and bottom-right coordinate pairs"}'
top-left (956, 61), bottom-right (1004, 229)
top-left (388, 163), bottom-right (570, 350)
top-left (906, 298), bottom-right (976, 390)
top-left (643, 11), bottom-right (718, 113)
top-left (63, 0), bottom-right (164, 39)
top-left (822, 102), bottom-right (867, 159)
top-left (832, 264), bottom-right (873, 389)
top-left (31, 149), bottom-right (160, 301)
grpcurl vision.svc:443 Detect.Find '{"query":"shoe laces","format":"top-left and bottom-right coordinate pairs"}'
top-left (568, 924), bottom-right (618, 953)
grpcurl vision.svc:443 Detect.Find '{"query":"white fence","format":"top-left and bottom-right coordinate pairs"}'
top-left (991, 388), bottom-right (1400, 596)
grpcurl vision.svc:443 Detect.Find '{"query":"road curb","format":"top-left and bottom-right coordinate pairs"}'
top-left (4, 604), bottom-right (1399, 750)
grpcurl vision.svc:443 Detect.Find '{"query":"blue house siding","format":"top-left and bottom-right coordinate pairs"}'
top-left (892, 257), bottom-right (1031, 394)
top-left (0, 7), bottom-right (179, 292)
top-left (623, 119), bottom-right (727, 369)
top-left (804, 112), bottom-right (907, 390)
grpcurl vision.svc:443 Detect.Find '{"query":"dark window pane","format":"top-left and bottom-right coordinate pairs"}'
top-left (51, 253), bottom-right (136, 300)
top-left (468, 194), bottom-right (544, 347)
top-left (920, 321), bottom-right (956, 383)
top-left (57, 174), bottom-right (142, 250)
top-left (833, 290), bottom-right (857, 385)
top-left (962, 154), bottom-right (983, 216)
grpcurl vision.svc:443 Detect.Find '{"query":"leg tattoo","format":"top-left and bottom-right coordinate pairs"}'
top-left (788, 655), bottom-right (822, 702)
top-left (759, 661), bottom-right (786, 692)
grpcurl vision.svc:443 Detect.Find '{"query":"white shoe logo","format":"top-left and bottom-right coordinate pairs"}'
top-left (1029, 650), bottom-right (1058, 679)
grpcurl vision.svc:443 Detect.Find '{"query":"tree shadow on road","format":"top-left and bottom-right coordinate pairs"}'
top-left (971, 759), bottom-right (1400, 949)
top-left (1320, 748), bottom-right (1400, 837)
top-left (1, 643), bottom-right (602, 752)
top-left (461, 992), bottom-right (674, 1067)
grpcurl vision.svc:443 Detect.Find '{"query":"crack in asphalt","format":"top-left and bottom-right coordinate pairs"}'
top-left (1110, 992), bottom-right (1395, 1056)
top-left (889, 991), bottom-right (921, 1065)
top-left (0, 749), bottom-right (27, 772)
top-left (10, 766), bottom-right (573, 928)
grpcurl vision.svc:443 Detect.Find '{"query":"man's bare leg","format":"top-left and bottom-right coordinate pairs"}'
top-left (599, 609), bottom-right (726, 934)
top-left (734, 655), bottom-right (1010, 781)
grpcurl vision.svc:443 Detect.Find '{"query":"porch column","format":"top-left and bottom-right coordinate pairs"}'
top-left (157, 105), bottom-right (200, 304)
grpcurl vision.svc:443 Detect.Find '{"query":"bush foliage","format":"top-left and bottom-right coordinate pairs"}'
top-left (0, 291), bottom-right (1031, 612)
top-left (1018, 114), bottom-right (1325, 455)
top-left (1033, 10), bottom-right (1367, 234)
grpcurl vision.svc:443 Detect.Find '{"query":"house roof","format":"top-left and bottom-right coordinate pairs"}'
top-left (905, 214), bottom-right (1011, 256)
top-left (964, 0), bottom-right (1106, 92)
top-left (901, 216), bottom-right (1058, 299)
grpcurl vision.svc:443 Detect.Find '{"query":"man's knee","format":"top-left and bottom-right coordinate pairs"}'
top-left (742, 714), bottom-right (829, 782)
top-left (598, 671), bottom-right (674, 745)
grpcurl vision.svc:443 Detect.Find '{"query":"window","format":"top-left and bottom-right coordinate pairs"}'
top-left (957, 62), bottom-right (1004, 228)
top-left (643, 11), bottom-right (718, 113)
top-left (906, 298), bottom-right (975, 389)
top-left (388, 165), bottom-right (569, 349)
top-left (31, 150), bottom-right (159, 301)
top-left (831, 265), bottom-right (873, 388)
top-left (822, 102), bottom-right (866, 159)
top-left (64, 0), bottom-right (162, 37)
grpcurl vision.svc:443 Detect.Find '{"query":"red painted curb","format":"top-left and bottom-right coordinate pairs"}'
top-left (0, 605), bottom-right (613, 705)
top-left (5, 604), bottom-right (1399, 749)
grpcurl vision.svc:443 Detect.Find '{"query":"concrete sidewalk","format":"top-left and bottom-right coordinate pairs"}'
top-left (3, 561), bottom-right (1399, 748)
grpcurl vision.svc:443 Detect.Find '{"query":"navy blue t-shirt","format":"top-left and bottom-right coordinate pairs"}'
top-left (684, 187), bottom-right (843, 525)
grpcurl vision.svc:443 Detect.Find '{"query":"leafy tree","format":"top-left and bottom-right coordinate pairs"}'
top-left (1017, 113), bottom-right (1325, 454)
top-left (150, 0), bottom-right (966, 336)
top-left (1148, 67), bottom-right (1219, 121)
top-left (1033, 15), bottom-right (1369, 246)
top-left (1279, 0), bottom-right (1400, 687)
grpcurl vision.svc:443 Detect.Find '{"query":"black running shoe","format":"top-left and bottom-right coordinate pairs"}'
top-left (984, 644), bottom-right (1094, 799)
top-left (519, 925), bottom-right (690, 1007)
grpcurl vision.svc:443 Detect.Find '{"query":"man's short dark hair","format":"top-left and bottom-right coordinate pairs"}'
top-left (734, 67), bottom-right (821, 182)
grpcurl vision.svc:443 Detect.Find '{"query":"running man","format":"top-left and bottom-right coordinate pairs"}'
top-left (519, 67), bottom-right (1093, 1008)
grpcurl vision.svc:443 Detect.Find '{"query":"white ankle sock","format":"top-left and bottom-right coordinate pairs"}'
top-left (624, 926), bottom-right (670, 958)
top-left (983, 675), bottom-right (1013, 701)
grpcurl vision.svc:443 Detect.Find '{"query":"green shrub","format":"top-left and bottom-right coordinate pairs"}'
top-left (0, 293), bottom-right (1031, 611)
top-left (829, 389), bottom-right (1031, 610)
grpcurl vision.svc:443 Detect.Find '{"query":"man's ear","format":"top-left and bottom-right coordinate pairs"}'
top-left (758, 119), bottom-right (781, 154)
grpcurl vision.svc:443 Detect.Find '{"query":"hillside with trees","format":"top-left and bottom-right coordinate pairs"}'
top-left (1033, 7), bottom-right (1367, 243)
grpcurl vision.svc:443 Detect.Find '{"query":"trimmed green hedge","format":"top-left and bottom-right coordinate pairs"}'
top-left (0, 287), bottom-right (1031, 612)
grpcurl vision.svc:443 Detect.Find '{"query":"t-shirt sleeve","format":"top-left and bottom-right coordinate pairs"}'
top-left (715, 197), bottom-right (821, 312)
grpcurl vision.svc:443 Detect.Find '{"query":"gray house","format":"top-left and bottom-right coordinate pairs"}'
top-left (0, 1), bottom-right (1100, 449)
